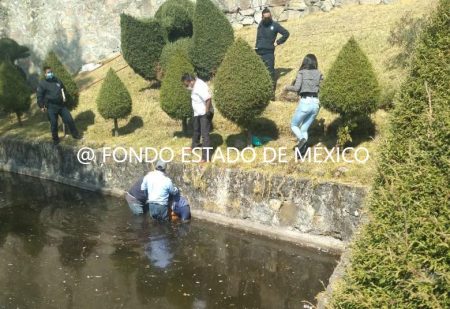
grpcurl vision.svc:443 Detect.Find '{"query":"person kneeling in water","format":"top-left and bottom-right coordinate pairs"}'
top-left (170, 192), bottom-right (191, 222)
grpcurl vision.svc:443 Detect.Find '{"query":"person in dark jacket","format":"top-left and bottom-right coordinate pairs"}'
top-left (37, 66), bottom-right (81, 145)
top-left (255, 7), bottom-right (290, 89)
top-left (126, 176), bottom-right (148, 215)
top-left (169, 192), bottom-right (191, 222)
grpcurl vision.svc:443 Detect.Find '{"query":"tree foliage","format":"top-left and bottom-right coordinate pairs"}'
top-left (0, 61), bottom-right (31, 125)
top-left (214, 38), bottom-right (272, 130)
top-left (159, 38), bottom-right (191, 77)
top-left (0, 38), bottom-right (30, 62)
top-left (155, 0), bottom-right (195, 42)
top-left (189, 0), bottom-right (234, 79)
top-left (331, 1), bottom-right (450, 307)
top-left (320, 37), bottom-right (380, 145)
top-left (160, 49), bottom-right (194, 132)
top-left (96, 69), bottom-right (132, 136)
top-left (120, 14), bottom-right (166, 81)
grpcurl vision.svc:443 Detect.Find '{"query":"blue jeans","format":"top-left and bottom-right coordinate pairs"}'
top-left (126, 193), bottom-right (145, 215)
top-left (291, 97), bottom-right (320, 142)
top-left (149, 203), bottom-right (170, 222)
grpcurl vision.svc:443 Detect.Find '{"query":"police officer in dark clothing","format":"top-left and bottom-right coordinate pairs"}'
top-left (255, 7), bottom-right (290, 89)
top-left (126, 176), bottom-right (148, 215)
top-left (37, 66), bottom-right (81, 145)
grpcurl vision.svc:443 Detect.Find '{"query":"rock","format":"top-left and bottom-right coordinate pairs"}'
top-left (254, 10), bottom-right (262, 24)
top-left (240, 8), bottom-right (255, 16)
top-left (80, 62), bottom-right (102, 72)
top-left (321, 0), bottom-right (334, 12)
top-left (232, 23), bottom-right (244, 30)
top-left (358, 0), bottom-right (382, 4)
top-left (281, 9), bottom-right (305, 19)
top-left (270, 6), bottom-right (285, 20)
top-left (241, 16), bottom-right (255, 25)
top-left (269, 199), bottom-right (282, 211)
top-left (290, 0), bottom-right (308, 10)
top-left (278, 201), bottom-right (299, 227)
top-left (333, 166), bottom-right (349, 178)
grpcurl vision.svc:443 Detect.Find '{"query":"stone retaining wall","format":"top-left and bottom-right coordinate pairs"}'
top-left (0, 137), bottom-right (367, 252)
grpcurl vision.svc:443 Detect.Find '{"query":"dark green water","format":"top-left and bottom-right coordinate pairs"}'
top-left (0, 172), bottom-right (338, 309)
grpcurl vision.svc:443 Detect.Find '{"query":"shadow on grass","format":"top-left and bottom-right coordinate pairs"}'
top-left (225, 117), bottom-right (279, 149)
top-left (139, 80), bottom-right (161, 92)
top-left (276, 67), bottom-right (294, 80)
top-left (309, 115), bottom-right (376, 148)
top-left (117, 116), bottom-right (144, 136)
top-left (74, 110), bottom-right (95, 134)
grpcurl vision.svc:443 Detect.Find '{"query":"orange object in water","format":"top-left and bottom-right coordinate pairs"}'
top-left (170, 210), bottom-right (179, 221)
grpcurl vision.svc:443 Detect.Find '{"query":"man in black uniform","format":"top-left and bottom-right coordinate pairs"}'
top-left (37, 66), bottom-right (81, 145)
top-left (255, 7), bottom-right (290, 90)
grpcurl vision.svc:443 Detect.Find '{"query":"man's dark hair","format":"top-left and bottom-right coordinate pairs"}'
top-left (300, 54), bottom-right (319, 70)
top-left (262, 7), bottom-right (271, 14)
top-left (43, 66), bottom-right (51, 71)
top-left (181, 73), bottom-right (195, 83)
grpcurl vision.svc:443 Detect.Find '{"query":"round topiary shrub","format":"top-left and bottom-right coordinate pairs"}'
top-left (320, 37), bottom-right (380, 145)
top-left (0, 61), bottom-right (31, 125)
top-left (43, 51), bottom-right (79, 111)
top-left (190, 0), bottom-right (234, 79)
top-left (159, 38), bottom-right (192, 77)
top-left (214, 38), bottom-right (273, 140)
top-left (96, 69), bottom-right (132, 136)
top-left (155, 0), bottom-right (195, 42)
top-left (160, 49), bottom-right (194, 133)
top-left (120, 14), bottom-right (166, 81)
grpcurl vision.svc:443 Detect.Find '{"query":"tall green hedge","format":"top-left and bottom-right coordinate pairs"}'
top-left (155, 0), bottom-right (194, 42)
top-left (214, 38), bottom-right (272, 132)
top-left (43, 51), bottom-right (79, 111)
top-left (159, 38), bottom-right (191, 76)
top-left (96, 69), bottom-right (132, 136)
top-left (331, 1), bottom-right (449, 307)
top-left (320, 37), bottom-right (380, 145)
top-left (0, 61), bottom-right (31, 125)
top-left (190, 0), bottom-right (234, 79)
top-left (120, 14), bottom-right (166, 81)
top-left (160, 50), bottom-right (194, 133)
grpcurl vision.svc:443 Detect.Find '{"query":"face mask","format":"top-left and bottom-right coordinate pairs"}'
top-left (262, 17), bottom-right (272, 25)
top-left (45, 72), bottom-right (54, 80)
top-left (187, 86), bottom-right (193, 91)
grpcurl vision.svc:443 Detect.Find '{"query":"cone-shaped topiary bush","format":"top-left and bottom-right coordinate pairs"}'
top-left (155, 0), bottom-right (194, 42)
top-left (43, 51), bottom-right (79, 111)
top-left (331, 1), bottom-right (449, 307)
top-left (96, 69), bottom-right (132, 136)
top-left (0, 61), bottom-right (31, 125)
top-left (120, 14), bottom-right (166, 81)
top-left (190, 0), bottom-right (234, 79)
top-left (214, 38), bottom-right (273, 138)
top-left (320, 37), bottom-right (380, 145)
top-left (160, 49), bottom-right (194, 133)
top-left (159, 38), bottom-right (192, 77)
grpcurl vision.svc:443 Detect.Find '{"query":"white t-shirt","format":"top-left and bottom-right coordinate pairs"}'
top-left (191, 78), bottom-right (214, 117)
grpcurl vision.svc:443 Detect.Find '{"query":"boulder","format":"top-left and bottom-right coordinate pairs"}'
top-left (240, 8), bottom-right (256, 16)
top-left (254, 10), bottom-right (263, 24)
top-left (241, 16), bottom-right (255, 25)
top-left (289, 0), bottom-right (308, 11)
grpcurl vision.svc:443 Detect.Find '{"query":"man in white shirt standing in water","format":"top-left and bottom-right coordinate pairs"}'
top-left (181, 73), bottom-right (214, 162)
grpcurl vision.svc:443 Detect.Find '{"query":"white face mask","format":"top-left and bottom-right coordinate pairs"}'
top-left (187, 86), bottom-right (193, 91)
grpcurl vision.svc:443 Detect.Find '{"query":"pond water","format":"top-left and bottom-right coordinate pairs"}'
top-left (0, 172), bottom-right (338, 309)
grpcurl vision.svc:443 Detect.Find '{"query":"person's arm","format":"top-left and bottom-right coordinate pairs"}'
top-left (201, 84), bottom-right (212, 114)
top-left (285, 71), bottom-right (303, 92)
top-left (275, 23), bottom-right (290, 46)
top-left (141, 176), bottom-right (149, 196)
top-left (168, 179), bottom-right (179, 196)
top-left (36, 83), bottom-right (47, 110)
top-left (205, 98), bottom-right (212, 114)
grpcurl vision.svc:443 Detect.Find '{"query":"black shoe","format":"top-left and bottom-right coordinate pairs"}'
top-left (72, 134), bottom-right (82, 140)
top-left (297, 138), bottom-right (307, 150)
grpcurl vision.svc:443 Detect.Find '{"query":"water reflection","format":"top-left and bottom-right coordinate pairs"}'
top-left (0, 172), bottom-right (338, 308)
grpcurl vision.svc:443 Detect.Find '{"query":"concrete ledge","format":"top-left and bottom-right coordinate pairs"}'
top-left (0, 137), bottom-right (367, 252)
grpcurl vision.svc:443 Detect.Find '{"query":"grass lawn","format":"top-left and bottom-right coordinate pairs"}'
top-left (0, 0), bottom-right (437, 186)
